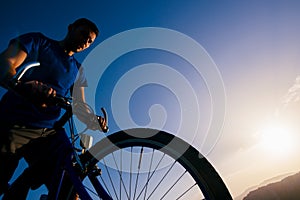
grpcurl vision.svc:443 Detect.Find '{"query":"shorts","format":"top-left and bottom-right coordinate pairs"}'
top-left (0, 124), bottom-right (57, 155)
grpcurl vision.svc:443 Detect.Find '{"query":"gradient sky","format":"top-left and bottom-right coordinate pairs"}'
top-left (1, 0), bottom-right (300, 199)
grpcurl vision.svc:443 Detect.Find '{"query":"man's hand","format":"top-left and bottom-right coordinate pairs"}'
top-left (14, 80), bottom-right (56, 107)
top-left (97, 115), bottom-right (108, 132)
top-left (73, 102), bottom-right (108, 131)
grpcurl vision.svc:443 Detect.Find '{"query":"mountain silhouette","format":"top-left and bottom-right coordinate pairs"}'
top-left (234, 173), bottom-right (293, 200)
top-left (243, 171), bottom-right (300, 200)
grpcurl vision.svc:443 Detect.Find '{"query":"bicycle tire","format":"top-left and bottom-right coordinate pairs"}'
top-left (79, 128), bottom-right (232, 200)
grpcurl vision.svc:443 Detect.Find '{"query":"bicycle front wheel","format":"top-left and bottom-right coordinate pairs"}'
top-left (83, 128), bottom-right (232, 200)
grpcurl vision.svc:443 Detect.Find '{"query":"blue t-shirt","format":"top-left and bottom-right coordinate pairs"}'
top-left (0, 32), bottom-right (87, 128)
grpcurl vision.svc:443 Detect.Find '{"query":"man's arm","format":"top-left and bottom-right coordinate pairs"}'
top-left (0, 43), bottom-right (27, 86)
top-left (0, 43), bottom-right (56, 107)
top-left (73, 86), bottom-right (107, 131)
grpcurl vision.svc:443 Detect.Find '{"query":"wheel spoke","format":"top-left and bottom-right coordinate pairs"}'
top-left (135, 149), bottom-right (166, 199)
top-left (102, 157), bottom-right (119, 200)
top-left (111, 151), bottom-right (130, 199)
top-left (99, 174), bottom-right (113, 198)
top-left (143, 149), bottom-right (155, 200)
top-left (132, 147), bottom-right (143, 200)
top-left (146, 160), bottom-right (176, 199)
top-left (129, 147), bottom-right (133, 199)
top-left (160, 170), bottom-right (188, 199)
top-left (175, 183), bottom-right (197, 200)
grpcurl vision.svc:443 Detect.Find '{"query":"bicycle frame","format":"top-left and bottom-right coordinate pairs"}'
top-left (49, 97), bottom-right (111, 200)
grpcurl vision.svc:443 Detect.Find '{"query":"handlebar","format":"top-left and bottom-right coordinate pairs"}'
top-left (8, 61), bottom-right (109, 133)
top-left (51, 95), bottom-right (109, 133)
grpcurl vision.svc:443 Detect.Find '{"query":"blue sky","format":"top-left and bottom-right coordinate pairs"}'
top-left (1, 0), bottom-right (300, 199)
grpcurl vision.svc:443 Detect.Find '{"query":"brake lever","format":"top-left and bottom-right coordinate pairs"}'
top-left (97, 107), bottom-right (109, 133)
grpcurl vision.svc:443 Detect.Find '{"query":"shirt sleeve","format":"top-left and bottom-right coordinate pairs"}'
top-left (9, 32), bottom-right (42, 56)
top-left (75, 64), bottom-right (88, 87)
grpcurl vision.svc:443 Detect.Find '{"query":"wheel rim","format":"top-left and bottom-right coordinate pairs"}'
top-left (84, 128), bottom-right (231, 200)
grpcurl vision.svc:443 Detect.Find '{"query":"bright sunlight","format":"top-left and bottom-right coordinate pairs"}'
top-left (259, 123), bottom-right (294, 156)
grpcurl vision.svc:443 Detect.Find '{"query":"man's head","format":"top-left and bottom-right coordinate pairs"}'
top-left (64, 18), bottom-right (99, 54)
top-left (70, 18), bottom-right (99, 37)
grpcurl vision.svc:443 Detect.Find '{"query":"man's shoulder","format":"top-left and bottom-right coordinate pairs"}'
top-left (19, 32), bottom-right (52, 40)
top-left (10, 32), bottom-right (52, 50)
top-left (19, 32), bottom-right (46, 38)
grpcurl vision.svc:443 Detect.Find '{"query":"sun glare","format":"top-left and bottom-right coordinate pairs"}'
top-left (259, 124), bottom-right (294, 156)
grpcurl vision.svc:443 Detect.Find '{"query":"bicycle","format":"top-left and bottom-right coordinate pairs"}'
top-left (4, 62), bottom-right (233, 200)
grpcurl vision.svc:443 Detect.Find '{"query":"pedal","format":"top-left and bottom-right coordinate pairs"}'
top-left (91, 164), bottom-right (102, 176)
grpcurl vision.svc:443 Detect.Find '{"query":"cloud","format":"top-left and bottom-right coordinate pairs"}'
top-left (276, 75), bottom-right (300, 116)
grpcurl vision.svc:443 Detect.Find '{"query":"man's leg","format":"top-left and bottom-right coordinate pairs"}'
top-left (0, 125), bottom-right (48, 196)
top-left (0, 152), bottom-right (19, 195)
top-left (2, 167), bottom-right (32, 200)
